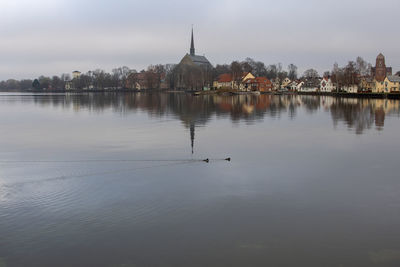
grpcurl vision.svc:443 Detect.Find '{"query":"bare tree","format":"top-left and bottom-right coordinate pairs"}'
top-left (20, 79), bottom-right (33, 90)
top-left (230, 61), bottom-right (243, 89)
top-left (356, 57), bottom-right (370, 76)
top-left (213, 64), bottom-right (230, 80)
top-left (303, 69), bottom-right (320, 88)
top-left (38, 76), bottom-right (51, 89)
top-left (331, 62), bottom-right (342, 91)
top-left (266, 64), bottom-right (278, 80)
top-left (254, 61), bottom-right (267, 77)
top-left (165, 64), bottom-right (177, 89)
top-left (51, 76), bottom-right (63, 90)
top-left (240, 61), bottom-right (253, 74)
top-left (344, 61), bottom-right (358, 86)
top-left (288, 64), bottom-right (298, 80)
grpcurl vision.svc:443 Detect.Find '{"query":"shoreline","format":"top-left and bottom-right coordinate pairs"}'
top-left (1, 89), bottom-right (400, 99)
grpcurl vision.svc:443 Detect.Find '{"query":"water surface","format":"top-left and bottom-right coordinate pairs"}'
top-left (1, 92), bottom-right (400, 267)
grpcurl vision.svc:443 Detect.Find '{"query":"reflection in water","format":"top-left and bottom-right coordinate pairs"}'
top-left (4, 93), bottom-right (400, 135)
top-left (2, 93), bottom-right (400, 267)
top-left (190, 122), bottom-right (195, 154)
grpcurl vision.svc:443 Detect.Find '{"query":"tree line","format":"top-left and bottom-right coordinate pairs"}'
top-left (1, 56), bottom-right (397, 91)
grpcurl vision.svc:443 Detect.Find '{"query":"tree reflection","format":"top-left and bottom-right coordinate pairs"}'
top-left (27, 93), bottom-right (400, 135)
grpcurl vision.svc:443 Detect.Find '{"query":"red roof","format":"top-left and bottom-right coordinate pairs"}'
top-left (245, 77), bottom-right (272, 84)
top-left (218, 74), bottom-right (233, 83)
top-left (256, 77), bottom-right (271, 84)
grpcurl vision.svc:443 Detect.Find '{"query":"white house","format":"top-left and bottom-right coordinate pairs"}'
top-left (72, 71), bottom-right (81, 79)
top-left (289, 81), bottom-right (298, 91)
top-left (65, 81), bottom-right (73, 90)
top-left (298, 86), bottom-right (318, 92)
top-left (271, 78), bottom-right (280, 91)
top-left (343, 85), bottom-right (358, 93)
top-left (320, 77), bottom-right (335, 92)
top-left (281, 78), bottom-right (291, 89)
top-left (296, 81), bottom-right (305, 91)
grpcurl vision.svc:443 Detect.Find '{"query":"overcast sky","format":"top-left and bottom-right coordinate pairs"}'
top-left (1, 0), bottom-right (399, 80)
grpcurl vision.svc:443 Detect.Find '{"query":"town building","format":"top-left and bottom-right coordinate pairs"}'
top-left (343, 85), bottom-right (358, 93)
top-left (296, 81), bottom-right (304, 91)
top-left (72, 71), bottom-right (81, 79)
top-left (300, 77), bottom-right (321, 92)
top-left (65, 81), bottom-right (73, 90)
top-left (384, 75), bottom-right (400, 92)
top-left (272, 78), bottom-right (281, 91)
top-left (214, 73), bottom-right (233, 89)
top-left (320, 77), bottom-right (335, 92)
top-left (214, 72), bottom-right (255, 90)
top-left (174, 28), bottom-right (213, 90)
top-left (281, 78), bottom-right (291, 89)
top-left (288, 81), bottom-right (299, 91)
top-left (359, 77), bottom-right (375, 92)
top-left (371, 53), bottom-right (392, 82)
top-left (243, 77), bottom-right (273, 92)
top-left (372, 53), bottom-right (393, 93)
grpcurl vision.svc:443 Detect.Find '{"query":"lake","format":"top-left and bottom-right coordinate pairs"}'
top-left (1, 92), bottom-right (400, 267)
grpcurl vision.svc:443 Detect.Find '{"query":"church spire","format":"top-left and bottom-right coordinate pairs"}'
top-left (190, 26), bottom-right (195, 56)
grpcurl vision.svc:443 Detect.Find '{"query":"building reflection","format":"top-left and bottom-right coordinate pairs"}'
top-left (28, 93), bottom-right (400, 138)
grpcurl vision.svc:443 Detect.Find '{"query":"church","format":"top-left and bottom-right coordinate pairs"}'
top-left (371, 53), bottom-right (392, 82)
top-left (174, 28), bottom-right (213, 90)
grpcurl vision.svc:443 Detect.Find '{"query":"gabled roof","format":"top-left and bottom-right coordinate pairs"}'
top-left (218, 73), bottom-right (233, 83)
top-left (245, 77), bottom-right (272, 84)
top-left (218, 73), bottom-right (256, 83)
top-left (256, 77), bottom-right (271, 82)
top-left (387, 75), bottom-right (400, 82)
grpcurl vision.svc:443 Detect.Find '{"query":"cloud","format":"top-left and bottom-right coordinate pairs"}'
top-left (0, 0), bottom-right (399, 79)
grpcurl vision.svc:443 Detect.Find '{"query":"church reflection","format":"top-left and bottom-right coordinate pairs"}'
top-left (27, 93), bottom-right (400, 148)
top-left (190, 122), bottom-right (195, 154)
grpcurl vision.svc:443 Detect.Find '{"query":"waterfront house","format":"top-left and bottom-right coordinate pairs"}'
top-left (215, 72), bottom-right (255, 90)
top-left (65, 80), bottom-right (73, 90)
top-left (281, 78), bottom-right (291, 89)
top-left (272, 78), bottom-right (280, 91)
top-left (343, 85), bottom-right (359, 93)
top-left (296, 81), bottom-right (304, 91)
top-left (215, 73), bottom-right (234, 89)
top-left (374, 79), bottom-right (386, 93)
top-left (72, 71), bottom-right (81, 79)
top-left (298, 86), bottom-right (318, 92)
top-left (359, 77), bottom-right (375, 92)
top-left (241, 73), bottom-right (256, 88)
top-left (243, 77), bottom-right (273, 92)
top-left (384, 75), bottom-right (400, 92)
top-left (320, 77), bottom-right (335, 92)
top-left (300, 78), bottom-right (320, 92)
top-left (288, 81), bottom-right (299, 91)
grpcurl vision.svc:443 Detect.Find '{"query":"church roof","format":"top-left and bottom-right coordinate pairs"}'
top-left (188, 54), bottom-right (211, 66)
top-left (376, 53), bottom-right (385, 59)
